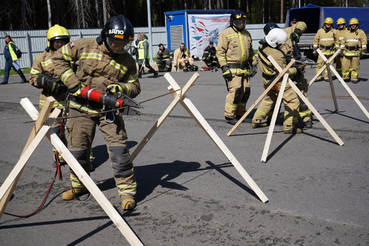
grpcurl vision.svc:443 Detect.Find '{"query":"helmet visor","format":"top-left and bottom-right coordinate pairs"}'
top-left (233, 18), bottom-right (246, 30)
top-left (106, 36), bottom-right (132, 54)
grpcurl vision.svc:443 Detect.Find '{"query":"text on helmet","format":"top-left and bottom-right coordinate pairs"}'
top-left (109, 29), bottom-right (125, 35)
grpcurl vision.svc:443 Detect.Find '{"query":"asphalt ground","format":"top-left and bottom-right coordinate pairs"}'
top-left (0, 59), bottom-right (368, 245)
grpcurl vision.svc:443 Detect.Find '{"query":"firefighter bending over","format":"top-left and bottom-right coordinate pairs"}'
top-left (252, 28), bottom-right (304, 134)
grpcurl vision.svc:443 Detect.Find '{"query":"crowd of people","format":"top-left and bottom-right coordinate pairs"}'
top-left (1, 10), bottom-right (367, 210)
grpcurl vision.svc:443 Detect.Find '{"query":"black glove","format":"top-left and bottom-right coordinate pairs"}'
top-left (222, 65), bottom-right (232, 81)
top-left (291, 28), bottom-right (302, 42)
top-left (297, 64), bottom-right (306, 74)
top-left (36, 74), bottom-right (67, 94)
top-left (312, 49), bottom-right (318, 57)
top-left (360, 51), bottom-right (366, 58)
top-left (340, 50), bottom-right (344, 57)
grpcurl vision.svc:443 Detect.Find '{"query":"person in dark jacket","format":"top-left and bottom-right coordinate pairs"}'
top-left (156, 43), bottom-right (173, 72)
top-left (2, 35), bottom-right (27, 84)
top-left (202, 41), bottom-right (219, 71)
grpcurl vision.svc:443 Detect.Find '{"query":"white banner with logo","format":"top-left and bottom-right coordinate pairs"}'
top-left (188, 14), bottom-right (230, 59)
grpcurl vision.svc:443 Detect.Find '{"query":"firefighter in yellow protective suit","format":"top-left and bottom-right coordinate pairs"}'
top-left (335, 18), bottom-right (347, 76)
top-left (53, 15), bottom-right (140, 210)
top-left (216, 10), bottom-right (257, 125)
top-left (29, 25), bottom-right (70, 167)
top-left (252, 28), bottom-right (303, 134)
top-left (253, 22), bottom-right (312, 128)
top-left (341, 18), bottom-right (367, 84)
top-left (313, 17), bottom-right (338, 81)
top-left (173, 43), bottom-right (194, 72)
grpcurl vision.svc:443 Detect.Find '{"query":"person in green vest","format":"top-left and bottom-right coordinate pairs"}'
top-left (137, 33), bottom-right (158, 78)
top-left (2, 35), bottom-right (27, 84)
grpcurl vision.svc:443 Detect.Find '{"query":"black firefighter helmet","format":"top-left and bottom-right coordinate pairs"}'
top-left (97, 15), bottom-right (134, 54)
top-left (263, 22), bottom-right (280, 35)
top-left (230, 10), bottom-right (247, 31)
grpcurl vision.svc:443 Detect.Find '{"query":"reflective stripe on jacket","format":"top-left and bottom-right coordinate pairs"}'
top-left (216, 26), bottom-right (255, 75)
top-left (342, 28), bottom-right (367, 57)
top-left (53, 38), bottom-right (140, 100)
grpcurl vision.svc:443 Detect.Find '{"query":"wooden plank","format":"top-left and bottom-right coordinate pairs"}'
top-left (166, 75), bottom-right (268, 203)
top-left (19, 98), bottom-right (143, 245)
top-left (317, 49), bottom-right (339, 111)
top-left (329, 65), bottom-right (369, 120)
top-left (51, 134), bottom-right (143, 246)
top-left (260, 74), bottom-right (289, 163)
top-left (0, 97), bottom-right (55, 220)
top-left (227, 59), bottom-right (296, 136)
top-left (130, 73), bottom-right (199, 161)
top-left (269, 57), bottom-right (344, 146)
top-left (308, 49), bottom-right (340, 88)
top-left (0, 125), bottom-right (50, 219)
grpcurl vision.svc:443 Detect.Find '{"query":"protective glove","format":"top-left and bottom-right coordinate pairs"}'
top-left (106, 84), bottom-right (123, 94)
top-left (69, 83), bottom-right (85, 97)
top-left (360, 51), bottom-right (366, 58)
top-left (340, 50), bottom-right (344, 57)
top-left (250, 64), bottom-right (258, 78)
top-left (312, 49), bottom-right (318, 57)
top-left (297, 64), bottom-right (306, 74)
top-left (36, 74), bottom-right (67, 94)
top-left (291, 28), bottom-right (302, 42)
top-left (222, 65), bottom-right (232, 81)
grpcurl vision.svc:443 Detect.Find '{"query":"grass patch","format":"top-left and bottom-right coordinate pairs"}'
top-left (0, 68), bottom-right (31, 76)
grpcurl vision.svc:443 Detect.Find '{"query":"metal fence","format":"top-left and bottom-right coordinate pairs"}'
top-left (0, 24), bottom-right (282, 69)
top-left (0, 27), bottom-right (167, 69)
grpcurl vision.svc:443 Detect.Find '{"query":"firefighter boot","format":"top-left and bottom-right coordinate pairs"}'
top-left (153, 71), bottom-right (158, 78)
top-left (62, 187), bottom-right (88, 200)
top-left (122, 196), bottom-right (136, 210)
top-left (225, 116), bottom-right (238, 125)
top-left (284, 127), bottom-right (303, 134)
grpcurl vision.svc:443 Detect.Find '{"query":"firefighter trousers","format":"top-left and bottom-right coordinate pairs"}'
top-left (342, 56), bottom-right (360, 82)
top-left (66, 108), bottom-right (136, 199)
top-left (224, 74), bottom-right (250, 118)
top-left (252, 87), bottom-right (299, 131)
top-left (336, 56), bottom-right (343, 76)
top-left (316, 54), bottom-right (334, 80)
top-left (296, 74), bottom-right (312, 122)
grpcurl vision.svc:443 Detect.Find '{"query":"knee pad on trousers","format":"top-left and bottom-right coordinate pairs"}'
top-left (70, 148), bottom-right (89, 170)
top-left (109, 145), bottom-right (133, 178)
top-left (233, 88), bottom-right (242, 104)
top-left (241, 87), bottom-right (251, 103)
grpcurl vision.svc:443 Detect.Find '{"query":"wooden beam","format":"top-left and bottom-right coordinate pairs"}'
top-left (227, 59), bottom-right (296, 136)
top-left (269, 56), bottom-right (344, 146)
top-left (260, 74), bottom-right (289, 163)
top-left (317, 49), bottom-right (339, 111)
top-left (329, 64), bottom-right (369, 120)
top-left (0, 97), bottom-right (56, 220)
top-left (130, 72), bottom-right (199, 161)
top-left (51, 134), bottom-right (143, 246)
top-left (308, 49), bottom-right (340, 88)
top-left (166, 74), bottom-right (268, 203)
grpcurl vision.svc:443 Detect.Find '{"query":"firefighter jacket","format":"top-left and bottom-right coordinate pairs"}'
top-left (173, 48), bottom-right (190, 64)
top-left (157, 48), bottom-right (173, 61)
top-left (138, 37), bottom-right (150, 60)
top-left (258, 43), bottom-right (298, 91)
top-left (53, 38), bottom-right (140, 111)
top-left (281, 22), bottom-right (307, 57)
top-left (202, 45), bottom-right (217, 60)
top-left (216, 26), bottom-right (255, 75)
top-left (29, 49), bottom-right (66, 108)
top-left (3, 41), bottom-right (18, 62)
top-left (313, 27), bottom-right (338, 55)
top-left (341, 28), bottom-right (367, 57)
top-left (335, 28), bottom-right (347, 50)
